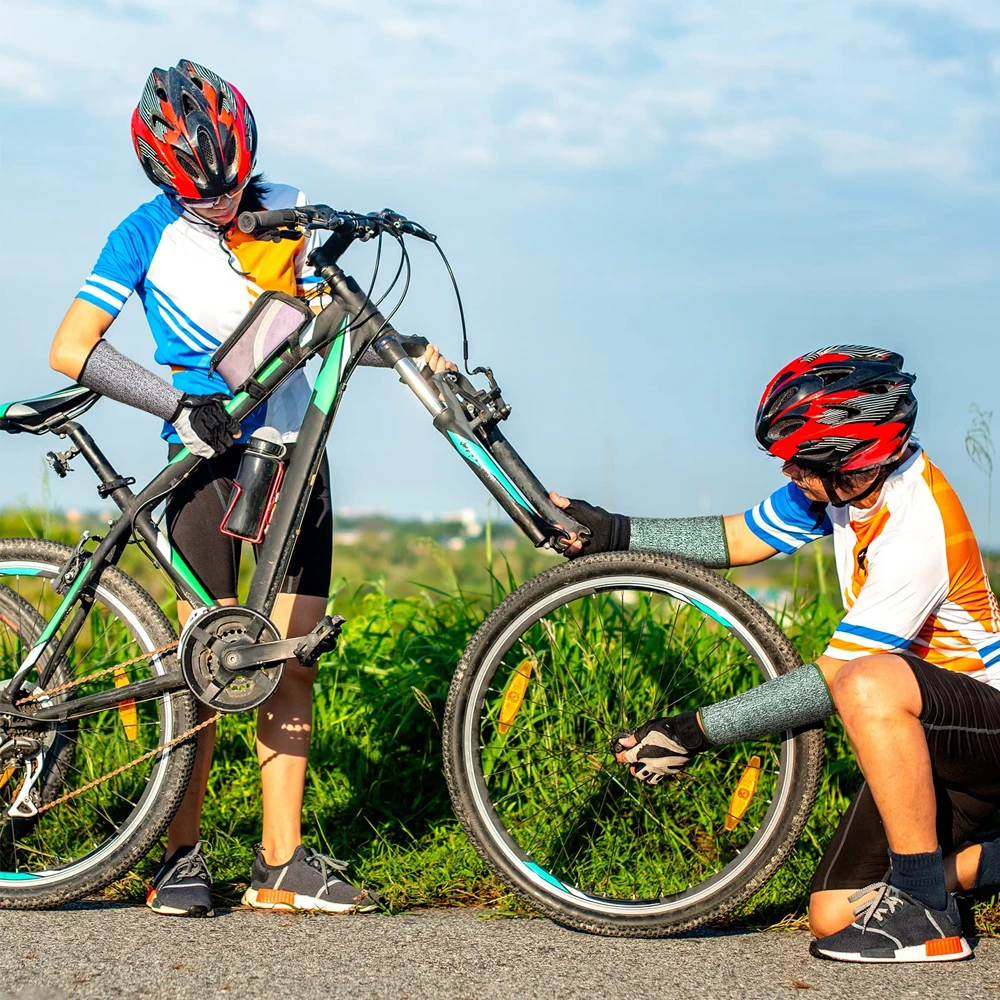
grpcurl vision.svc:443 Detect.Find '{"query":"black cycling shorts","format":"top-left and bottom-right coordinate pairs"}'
top-left (811, 655), bottom-right (1000, 893)
top-left (165, 443), bottom-right (332, 601)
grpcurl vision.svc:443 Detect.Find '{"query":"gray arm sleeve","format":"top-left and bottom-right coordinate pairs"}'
top-left (628, 515), bottom-right (730, 568)
top-left (699, 663), bottom-right (834, 746)
top-left (356, 334), bottom-right (429, 369)
top-left (77, 339), bottom-right (182, 422)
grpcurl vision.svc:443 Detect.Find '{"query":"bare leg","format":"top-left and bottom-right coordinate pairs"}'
top-left (831, 654), bottom-right (936, 852)
top-left (808, 654), bottom-right (942, 937)
top-left (256, 592), bottom-right (327, 866)
top-left (166, 597), bottom-right (238, 856)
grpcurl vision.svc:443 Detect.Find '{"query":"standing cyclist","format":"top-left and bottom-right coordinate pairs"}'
top-left (49, 59), bottom-right (453, 917)
top-left (553, 345), bottom-right (1000, 962)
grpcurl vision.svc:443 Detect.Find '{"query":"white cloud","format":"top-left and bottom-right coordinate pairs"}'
top-left (0, 0), bottom-right (997, 188)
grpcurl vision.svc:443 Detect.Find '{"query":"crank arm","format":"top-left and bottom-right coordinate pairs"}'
top-left (220, 638), bottom-right (300, 672)
top-left (220, 615), bottom-right (346, 671)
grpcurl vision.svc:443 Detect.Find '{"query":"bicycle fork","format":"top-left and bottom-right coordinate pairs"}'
top-left (376, 335), bottom-right (588, 548)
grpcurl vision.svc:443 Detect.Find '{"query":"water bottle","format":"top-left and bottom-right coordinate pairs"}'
top-left (220, 427), bottom-right (287, 543)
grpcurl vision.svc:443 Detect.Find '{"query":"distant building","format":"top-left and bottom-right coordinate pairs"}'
top-left (441, 507), bottom-right (482, 538)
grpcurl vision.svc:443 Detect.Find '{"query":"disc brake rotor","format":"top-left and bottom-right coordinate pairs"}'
top-left (178, 607), bottom-right (284, 713)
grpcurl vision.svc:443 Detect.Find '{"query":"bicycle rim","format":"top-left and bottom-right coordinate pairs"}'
top-left (0, 553), bottom-right (188, 891)
top-left (457, 571), bottom-right (801, 919)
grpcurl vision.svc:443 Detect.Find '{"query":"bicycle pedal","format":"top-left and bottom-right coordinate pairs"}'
top-left (294, 615), bottom-right (346, 667)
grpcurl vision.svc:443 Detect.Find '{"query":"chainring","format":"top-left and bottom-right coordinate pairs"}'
top-left (178, 607), bottom-right (284, 713)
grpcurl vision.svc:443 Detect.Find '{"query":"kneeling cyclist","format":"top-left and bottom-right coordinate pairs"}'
top-left (554, 345), bottom-right (1000, 963)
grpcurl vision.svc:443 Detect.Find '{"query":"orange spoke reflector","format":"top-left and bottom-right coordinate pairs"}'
top-left (0, 766), bottom-right (14, 791)
top-left (114, 666), bottom-right (138, 741)
top-left (498, 659), bottom-right (533, 735)
top-left (724, 755), bottom-right (761, 831)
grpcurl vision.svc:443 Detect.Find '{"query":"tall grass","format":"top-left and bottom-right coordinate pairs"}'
top-left (117, 569), bottom-right (995, 932)
top-left (1, 509), bottom-right (997, 932)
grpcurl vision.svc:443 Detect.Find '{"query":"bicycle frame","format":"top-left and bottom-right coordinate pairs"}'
top-left (2, 261), bottom-right (585, 723)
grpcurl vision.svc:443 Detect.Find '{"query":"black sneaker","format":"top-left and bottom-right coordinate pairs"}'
top-left (810, 882), bottom-right (972, 963)
top-left (241, 844), bottom-right (379, 913)
top-left (146, 842), bottom-right (214, 918)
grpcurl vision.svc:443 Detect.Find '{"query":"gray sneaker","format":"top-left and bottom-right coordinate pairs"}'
top-left (242, 845), bottom-right (380, 913)
top-left (147, 842), bottom-right (214, 918)
top-left (810, 883), bottom-right (972, 963)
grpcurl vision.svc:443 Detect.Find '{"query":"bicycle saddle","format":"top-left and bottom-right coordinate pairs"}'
top-left (0, 385), bottom-right (100, 434)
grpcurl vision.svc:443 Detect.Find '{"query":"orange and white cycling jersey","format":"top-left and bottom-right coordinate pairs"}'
top-left (745, 448), bottom-right (1000, 688)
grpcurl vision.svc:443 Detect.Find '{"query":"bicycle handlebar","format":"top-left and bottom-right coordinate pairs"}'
top-left (236, 208), bottom-right (300, 233)
top-left (236, 206), bottom-right (436, 243)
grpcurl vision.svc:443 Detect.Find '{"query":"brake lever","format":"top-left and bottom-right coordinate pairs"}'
top-left (377, 208), bottom-right (437, 241)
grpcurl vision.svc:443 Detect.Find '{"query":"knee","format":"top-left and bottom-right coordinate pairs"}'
top-left (830, 654), bottom-right (907, 719)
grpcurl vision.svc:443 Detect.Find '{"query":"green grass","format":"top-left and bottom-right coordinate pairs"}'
top-left (1, 507), bottom-right (998, 934)
top-left (120, 574), bottom-right (997, 934)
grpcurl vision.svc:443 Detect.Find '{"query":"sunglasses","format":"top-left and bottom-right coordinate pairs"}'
top-left (179, 178), bottom-right (249, 210)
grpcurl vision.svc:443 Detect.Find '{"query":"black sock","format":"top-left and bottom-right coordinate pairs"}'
top-left (973, 839), bottom-right (1000, 889)
top-left (888, 847), bottom-right (947, 911)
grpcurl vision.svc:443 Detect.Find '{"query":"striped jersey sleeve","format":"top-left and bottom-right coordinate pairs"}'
top-left (76, 214), bottom-right (156, 318)
top-left (743, 483), bottom-right (833, 554)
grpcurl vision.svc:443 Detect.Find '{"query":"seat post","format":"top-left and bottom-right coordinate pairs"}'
top-left (57, 421), bottom-right (137, 511)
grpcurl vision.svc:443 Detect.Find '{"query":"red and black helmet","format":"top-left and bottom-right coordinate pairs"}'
top-left (755, 346), bottom-right (917, 472)
top-left (130, 59), bottom-right (257, 199)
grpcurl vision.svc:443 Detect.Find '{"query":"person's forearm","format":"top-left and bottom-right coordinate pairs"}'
top-left (77, 339), bottom-right (182, 421)
top-left (628, 515), bottom-right (730, 568)
top-left (694, 662), bottom-right (834, 746)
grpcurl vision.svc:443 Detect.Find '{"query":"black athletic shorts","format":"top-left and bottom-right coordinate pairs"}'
top-left (810, 654), bottom-right (1000, 893)
top-left (165, 443), bottom-right (332, 600)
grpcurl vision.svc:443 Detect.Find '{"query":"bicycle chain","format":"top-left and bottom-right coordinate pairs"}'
top-left (36, 710), bottom-right (220, 815)
top-left (10, 640), bottom-right (221, 814)
top-left (14, 641), bottom-right (180, 704)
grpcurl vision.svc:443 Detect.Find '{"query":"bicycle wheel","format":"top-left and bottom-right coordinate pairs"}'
top-left (443, 551), bottom-right (824, 935)
top-left (0, 538), bottom-right (197, 907)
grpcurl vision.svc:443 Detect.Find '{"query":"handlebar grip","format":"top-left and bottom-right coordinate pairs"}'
top-left (237, 209), bottom-right (299, 235)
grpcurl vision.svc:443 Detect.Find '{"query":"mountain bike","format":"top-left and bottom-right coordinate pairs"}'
top-left (0, 206), bottom-right (823, 932)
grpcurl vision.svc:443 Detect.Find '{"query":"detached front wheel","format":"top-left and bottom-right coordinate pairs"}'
top-left (443, 551), bottom-right (823, 935)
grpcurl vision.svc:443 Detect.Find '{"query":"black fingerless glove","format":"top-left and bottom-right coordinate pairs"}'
top-left (170, 393), bottom-right (242, 458)
top-left (563, 499), bottom-right (631, 557)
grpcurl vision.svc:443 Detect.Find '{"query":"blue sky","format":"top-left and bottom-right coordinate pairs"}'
top-left (1, 0), bottom-right (997, 544)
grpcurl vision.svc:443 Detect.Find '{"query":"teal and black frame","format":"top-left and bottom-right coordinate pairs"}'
top-left (0, 205), bottom-right (827, 931)
top-left (0, 205), bottom-right (586, 726)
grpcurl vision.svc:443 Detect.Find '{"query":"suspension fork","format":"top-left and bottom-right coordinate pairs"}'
top-left (377, 336), bottom-right (587, 547)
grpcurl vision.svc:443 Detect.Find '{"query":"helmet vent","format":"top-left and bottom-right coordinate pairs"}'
top-left (817, 367), bottom-right (851, 386)
top-left (197, 127), bottom-right (218, 172)
top-left (767, 385), bottom-right (799, 418)
top-left (173, 149), bottom-right (203, 183)
top-left (224, 131), bottom-right (237, 168)
top-left (769, 417), bottom-right (805, 441)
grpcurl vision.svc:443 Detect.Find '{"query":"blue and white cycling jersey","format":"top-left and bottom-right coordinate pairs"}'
top-left (77, 183), bottom-right (322, 442)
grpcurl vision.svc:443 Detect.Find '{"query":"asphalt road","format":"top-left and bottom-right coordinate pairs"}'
top-left (0, 905), bottom-right (997, 1000)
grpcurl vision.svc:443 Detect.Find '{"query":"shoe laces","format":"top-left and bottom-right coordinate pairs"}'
top-left (300, 847), bottom-right (349, 886)
top-left (168, 841), bottom-right (211, 880)
top-left (849, 882), bottom-right (904, 930)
